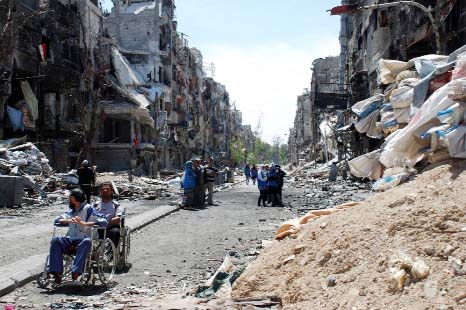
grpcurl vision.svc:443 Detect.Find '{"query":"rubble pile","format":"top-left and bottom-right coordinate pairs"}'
top-left (0, 138), bottom-right (52, 176)
top-left (287, 162), bottom-right (371, 213)
top-left (348, 46), bottom-right (466, 191)
top-left (97, 172), bottom-right (181, 201)
top-left (231, 160), bottom-right (466, 308)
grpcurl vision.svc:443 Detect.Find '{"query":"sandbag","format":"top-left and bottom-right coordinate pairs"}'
top-left (373, 172), bottom-right (410, 191)
top-left (390, 86), bottom-right (414, 109)
top-left (348, 149), bottom-right (382, 180)
top-left (380, 81), bottom-right (457, 168)
top-left (437, 102), bottom-right (466, 126)
top-left (412, 55), bottom-right (449, 79)
top-left (393, 108), bottom-right (411, 124)
top-left (378, 59), bottom-right (412, 85)
top-left (356, 110), bottom-right (382, 139)
top-left (352, 95), bottom-right (383, 118)
top-left (396, 70), bottom-right (418, 84)
top-left (444, 126), bottom-right (466, 158)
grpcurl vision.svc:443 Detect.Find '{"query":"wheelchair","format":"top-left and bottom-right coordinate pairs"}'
top-left (37, 225), bottom-right (117, 288)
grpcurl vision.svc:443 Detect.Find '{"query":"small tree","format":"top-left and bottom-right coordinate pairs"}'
top-left (229, 136), bottom-right (245, 167)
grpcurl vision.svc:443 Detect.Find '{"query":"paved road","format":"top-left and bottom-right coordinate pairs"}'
top-left (0, 182), bottom-right (294, 308)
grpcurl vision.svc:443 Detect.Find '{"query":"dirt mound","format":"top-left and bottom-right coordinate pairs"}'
top-left (232, 160), bottom-right (466, 309)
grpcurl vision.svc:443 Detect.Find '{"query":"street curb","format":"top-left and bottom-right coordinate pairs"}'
top-left (0, 204), bottom-right (180, 298)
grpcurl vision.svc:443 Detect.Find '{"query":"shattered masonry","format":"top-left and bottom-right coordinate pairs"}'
top-left (0, 0), bottom-right (250, 174)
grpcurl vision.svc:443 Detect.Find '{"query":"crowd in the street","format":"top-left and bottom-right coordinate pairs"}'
top-left (245, 163), bottom-right (286, 207)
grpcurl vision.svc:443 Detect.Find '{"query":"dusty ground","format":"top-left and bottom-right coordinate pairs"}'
top-left (0, 181), bottom-right (295, 309)
top-left (232, 160), bottom-right (466, 309)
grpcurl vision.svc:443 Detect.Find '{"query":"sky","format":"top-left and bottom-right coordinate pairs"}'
top-left (103, 0), bottom-right (342, 143)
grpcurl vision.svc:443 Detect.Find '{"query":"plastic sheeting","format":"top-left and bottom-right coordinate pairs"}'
top-left (20, 81), bottom-right (39, 121)
top-left (6, 106), bottom-right (23, 132)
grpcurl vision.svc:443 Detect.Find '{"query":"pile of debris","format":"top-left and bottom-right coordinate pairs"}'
top-left (97, 172), bottom-right (181, 201)
top-left (348, 45), bottom-right (466, 191)
top-left (287, 162), bottom-right (371, 214)
top-left (0, 137), bottom-right (52, 176)
top-left (232, 160), bottom-right (466, 308)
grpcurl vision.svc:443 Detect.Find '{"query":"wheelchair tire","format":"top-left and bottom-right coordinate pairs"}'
top-left (97, 238), bottom-right (117, 285)
top-left (123, 227), bottom-right (131, 264)
top-left (37, 255), bottom-right (50, 289)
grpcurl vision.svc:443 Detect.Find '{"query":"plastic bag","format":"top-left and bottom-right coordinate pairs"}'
top-left (393, 108), bottom-right (411, 124)
top-left (452, 52), bottom-right (466, 80)
top-left (380, 81), bottom-right (457, 168)
top-left (444, 126), bottom-right (466, 158)
top-left (348, 149), bottom-right (382, 180)
top-left (390, 86), bottom-right (414, 109)
top-left (373, 172), bottom-right (409, 191)
top-left (351, 95), bottom-right (383, 119)
top-left (378, 59), bottom-right (411, 85)
top-left (437, 102), bottom-right (466, 126)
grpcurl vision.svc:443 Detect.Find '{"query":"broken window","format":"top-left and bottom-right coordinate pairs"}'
top-left (102, 118), bottom-right (131, 143)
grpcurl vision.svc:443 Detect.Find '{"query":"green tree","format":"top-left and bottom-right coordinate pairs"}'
top-left (229, 136), bottom-right (245, 167)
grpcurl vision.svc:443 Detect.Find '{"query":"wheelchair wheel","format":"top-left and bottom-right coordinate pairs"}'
top-left (122, 227), bottom-right (131, 265)
top-left (37, 255), bottom-right (50, 289)
top-left (97, 238), bottom-right (117, 285)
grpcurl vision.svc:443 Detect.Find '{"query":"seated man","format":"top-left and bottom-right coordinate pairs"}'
top-left (49, 189), bottom-right (108, 284)
top-left (94, 182), bottom-right (122, 247)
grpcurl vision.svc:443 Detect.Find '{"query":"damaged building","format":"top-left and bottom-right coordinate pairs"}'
top-left (0, 0), bottom-right (249, 176)
top-left (0, 0), bottom-right (104, 171)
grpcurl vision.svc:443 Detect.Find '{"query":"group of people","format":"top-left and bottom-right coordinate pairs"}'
top-left (245, 163), bottom-right (286, 207)
top-left (48, 183), bottom-right (122, 284)
top-left (182, 157), bottom-right (219, 209)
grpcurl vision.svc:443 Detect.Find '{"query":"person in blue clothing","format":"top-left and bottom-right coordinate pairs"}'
top-left (244, 164), bottom-right (251, 185)
top-left (257, 165), bottom-right (268, 207)
top-left (182, 161), bottom-right (196, 208)
top-left (267, 164), bottom-right (281, 207)
top-left (250, 164), bottom-right (258, 185)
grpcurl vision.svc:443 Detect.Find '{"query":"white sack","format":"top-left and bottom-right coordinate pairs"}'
top-left (390, 86), bottom-right (414, 109)
top-left (378, 59), bottom-right (412, 85)
top-left (355, 110), bottom-right (382, 138)
top-left (380, 81), bottom-right (457, 168)
top-left (348, 150), bottom-right (382, 180)
top-left (393, 108), bottom-right (411, 124)
top-left (437, 102), bottom-right (466, 126)
top-left (352, 95), bottom-right (383, 119)
top-left (444, 126), bottom-right (466, 158)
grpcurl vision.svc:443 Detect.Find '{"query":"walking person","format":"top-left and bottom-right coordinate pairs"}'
top-left (257, 165), bottom-right (268, 207)
top-left (204, 157), bottom-right (219, 206)
top-left (267, 164), bottom-right (281, 207)
top-left (244, 164), bottom-right (251, 185)
top-left (192, 158), bottom-right (205, 208)
top-left (276, 164), bottom-right (286, 207)
top-left (77, 160), bottom-right (96, 203)
top-left (250, 164), bottom-right (258, 185)
top-left (181, 161), bottom-right (196, 208)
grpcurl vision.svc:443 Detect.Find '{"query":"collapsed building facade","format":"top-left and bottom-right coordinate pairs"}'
top-left (289, 0), bottom-right (466, 167)
top-left (0, 0), bottom-right (247, 175)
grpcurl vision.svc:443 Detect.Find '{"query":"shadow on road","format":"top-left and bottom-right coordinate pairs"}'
top-left (39, 283), bottom-right (112, 297)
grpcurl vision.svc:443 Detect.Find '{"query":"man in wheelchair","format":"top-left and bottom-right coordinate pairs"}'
top-left (49, 189), bottom-right (108, 284)
top-left (94, 182), bottom-right (122, 247)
